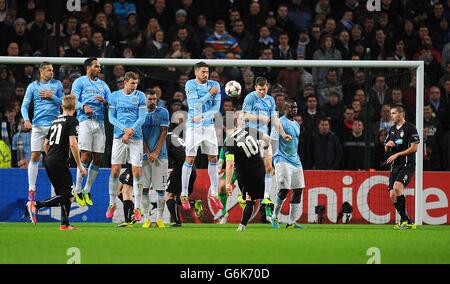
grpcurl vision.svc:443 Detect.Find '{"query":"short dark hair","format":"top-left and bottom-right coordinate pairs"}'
top-left (319, 117), bottom-right (330, 124)
top-left (215, 20), bottom-right (225, 26)
top-left (424, 103), bottom-right (433, 109)
top-left (255, 77), bottom-right (268, 86)
top-left (84, 57), bottom-right (98, 69)
top-left (146, 89), bottom-right (157, 97)
top-left (391, 104), bottom-right (406, 114)
top-left (194, 61), bottom-right (208, 70)
top-left (285, 98), bottom-right (297, 107)
top-left (306, 94), bottom-right (317, 101)
top-left (38, 61), bottom-right (51, 71)
top-left (223, 97), bottom-right (234, 105)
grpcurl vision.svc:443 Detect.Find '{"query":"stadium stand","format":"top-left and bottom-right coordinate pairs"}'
top-left (0, 0), bottom-right (449, 171)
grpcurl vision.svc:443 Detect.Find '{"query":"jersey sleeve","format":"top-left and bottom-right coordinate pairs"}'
top-left (223, 144), bottom-right (235, 158)
top-left (269, 97), bottom-right (278, 117)
top-left (242, 94), bottom-right (254, 113)
top-left (71, 78), bottom-right (83, 110)
top-left (103, 81), bottom-right (112, 101)
top-left (185, 80), bottom-right (198, 100)
top-left (71, 78), bottom-right (82, 97)
top-left (68, 117), bottom-right (79, 137)
top-left (131, 92), bottom-right (147, 130)
top-left (408, 124), bottom-right (420, 144)
top-left (160, 108), bottom-right (170, 127)
top-left (203, 84), bottom-right (221, 120)
top-left (21, 83), bottom-right (34, 121)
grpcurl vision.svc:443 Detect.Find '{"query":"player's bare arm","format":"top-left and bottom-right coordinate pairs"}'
top-left (43, 138), bottom-right (49, 154)
top-left (225, 155), bottom-right (235, 196)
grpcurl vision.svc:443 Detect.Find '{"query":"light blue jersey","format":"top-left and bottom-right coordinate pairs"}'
top-left (142, 107), bottom-right (169, 160)
top-left (272, 116), bottom-right (302, 168)
top-left (21, 80), bottom-right (64, 126)
top-left (185, 79), bottom-right (221, 128)
top-left (108, 89), bottom-right (147, 140)
top-left (242, 91), bottom-right (277, 134)
top-left (71, 75), bottom-right (111, 122)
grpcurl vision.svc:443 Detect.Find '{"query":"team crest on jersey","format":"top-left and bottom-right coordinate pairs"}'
top-left (400, 130), bottom-right (404, 138)
top-left (50, 87), bottom-right (55, 94)
top-left (132, 97), bottom-right (138, 104)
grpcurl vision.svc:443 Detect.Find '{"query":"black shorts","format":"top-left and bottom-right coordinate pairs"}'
top-left (166, 169), bottom-right (196, 196)
top-left (119, 167), bottom-right (133, 186)
top-left (236, 167), bottom-right (265, 200)
top-left (388, 166), bottom-right (414, 191)
top-left (44, 159), bottom-right (73, 198)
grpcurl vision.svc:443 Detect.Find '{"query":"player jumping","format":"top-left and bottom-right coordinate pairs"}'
top-left (181, 62), bottom-right (222, 211)
top-left (72, 57), bottom-right (111, 207)
top-left (21, 62), bottom-right (64, 202)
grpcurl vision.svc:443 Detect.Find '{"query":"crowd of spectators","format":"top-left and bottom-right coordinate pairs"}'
top-left (0, 0), bottom-right (450, 171)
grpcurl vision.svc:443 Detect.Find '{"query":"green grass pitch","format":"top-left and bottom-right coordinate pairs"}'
top-left (1, 223), bottom-right (449, 264)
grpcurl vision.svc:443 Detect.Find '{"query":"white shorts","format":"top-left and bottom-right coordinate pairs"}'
top-left (259, 140), bottom-right (273, 158)
top-left (142, 158), bottom-right (168, 191)
top-left (275, 162), bottom-right (305, 189)
top-left (78, 119), bottom-right (106, 153)
top-left (185, 127), bottom-right (218, 156)
top-left (31, 126), bottom-right (50, 152)
top-left (111, 139), bottom-right (143, 167)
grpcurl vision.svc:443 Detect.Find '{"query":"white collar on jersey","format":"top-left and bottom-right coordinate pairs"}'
top-left (121, 89), bottom-right (136, 96)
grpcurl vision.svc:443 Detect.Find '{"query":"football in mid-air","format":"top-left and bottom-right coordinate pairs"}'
top-left (225, 80), bottom-right (241, 97)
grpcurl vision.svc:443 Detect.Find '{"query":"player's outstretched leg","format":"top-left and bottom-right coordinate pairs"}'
top-left (59, 197), bottom-right (78, 230)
